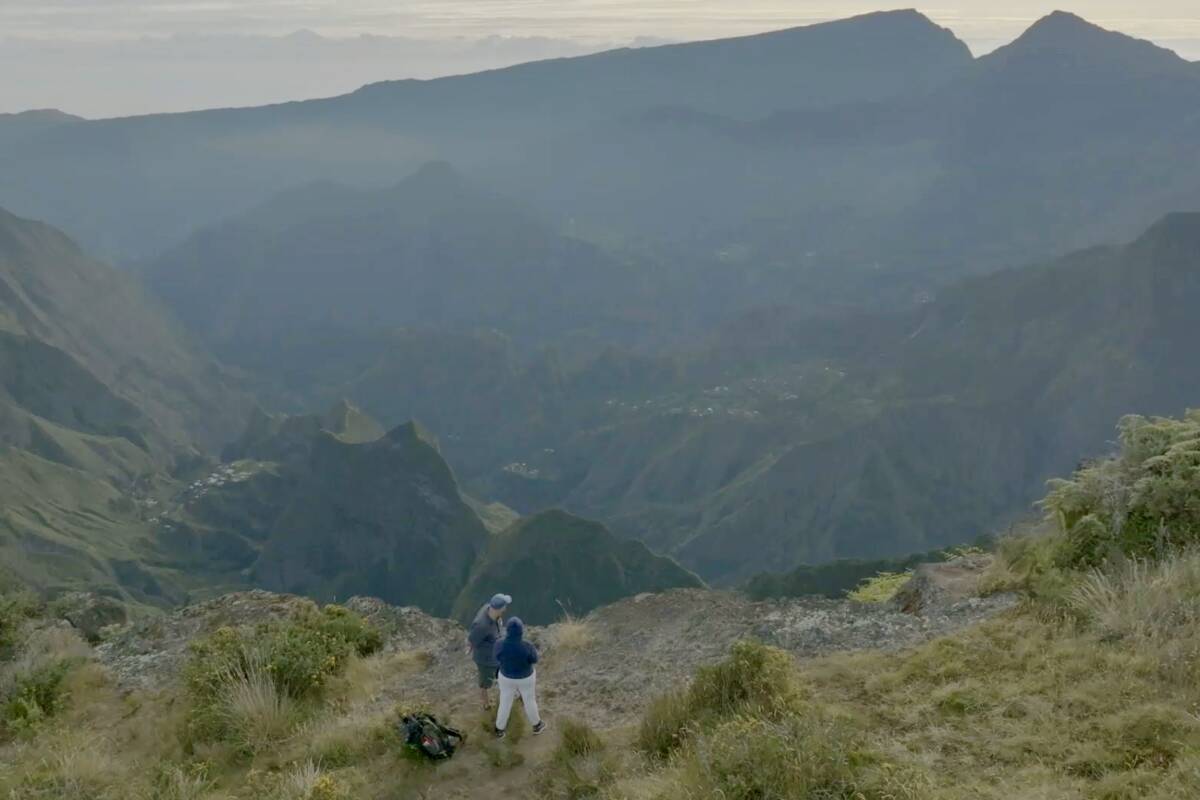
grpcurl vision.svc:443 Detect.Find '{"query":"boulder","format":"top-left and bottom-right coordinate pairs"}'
top-left (54, 592), bottom-right (128, 642)
top-left (892, 553), bottom-right (995, 615)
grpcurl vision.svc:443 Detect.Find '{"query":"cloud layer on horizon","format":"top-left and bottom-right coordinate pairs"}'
top-left (2, 2), bottom-right (1198, 117)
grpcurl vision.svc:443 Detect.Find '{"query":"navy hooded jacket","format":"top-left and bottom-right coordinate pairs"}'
top-left (494, 617), bottom-right (539, 679)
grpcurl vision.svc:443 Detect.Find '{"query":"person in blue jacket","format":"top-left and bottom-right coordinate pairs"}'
top-left (493, 617), bottom-right (546, 738)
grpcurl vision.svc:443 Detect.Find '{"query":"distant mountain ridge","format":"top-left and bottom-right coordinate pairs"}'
top-left (144, 162), bottom-right (661, 362)
top-left (0, 10), bottom-right (973, 260)
top-left (0, 109), bottom-right (82, 148)
top-left (452, 509), bottom-right (704, 625)
top-left (297, 212), bottom-right (1199, 584)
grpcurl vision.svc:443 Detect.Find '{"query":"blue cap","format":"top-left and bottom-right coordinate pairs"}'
top-left (489, 593), bottom-right (512, 610)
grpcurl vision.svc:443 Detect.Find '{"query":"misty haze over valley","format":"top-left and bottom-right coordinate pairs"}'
top-left (2, 4), bottom-right (1200, 798)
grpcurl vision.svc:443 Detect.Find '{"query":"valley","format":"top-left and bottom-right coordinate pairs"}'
top-left (2, 5), bottom-right (1200, 798)
top-left (2, 9), bottom-right (1199, 604)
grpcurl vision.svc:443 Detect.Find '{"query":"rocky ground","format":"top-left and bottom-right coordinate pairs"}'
top-left (94, 556), bottom-right (1016, 731)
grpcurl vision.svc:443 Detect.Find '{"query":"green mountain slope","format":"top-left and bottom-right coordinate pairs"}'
top-left (0, 207), bottom-right (250, 602)
top-left (0, 447), bottom-right (179, 604)
top-left (249, 421), bottom-right (489, 616)
top-left (0, 208), bottom-right (248, 455)
top-left (452, 509), bottom-right (703, 625)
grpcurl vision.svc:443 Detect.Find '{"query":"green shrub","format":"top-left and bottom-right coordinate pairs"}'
top-left (637, 688), bottom-right (694, 761)
top-left (1044, 411), bottom-right (1200, 569)
top-left (539, 720), bottom-right (618, 800)
top-left (558, 719), bottom-right (604, 759)
top-left (847, 571), bottom-right (912, 603)
top-left (0, 592), bottom-right (39, 662)
top-left (638, 640), bottom-right (805, 760)
top-left (183, 604), bottom-right (380, 744)
top-left (687, 640), bottom-right (804, 716)
top-left (2, 660), bottom-right (71, 732)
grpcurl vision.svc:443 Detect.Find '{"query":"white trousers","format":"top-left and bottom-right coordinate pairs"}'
top-left (495, 671), bottom-right (540, 731)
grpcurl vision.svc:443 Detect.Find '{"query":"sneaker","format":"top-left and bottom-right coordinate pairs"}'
top-left (494, 727), bottom-right (506, 739)
top-left (532, 721), bottom-right (547, 736)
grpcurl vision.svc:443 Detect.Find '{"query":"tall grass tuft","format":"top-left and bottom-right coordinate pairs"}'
top-left (638, 640), bottom-right (805, 760)
top-left (220, 658), bottom-right (300, 754)
top-left (274, 761), bottom-right (345, 800)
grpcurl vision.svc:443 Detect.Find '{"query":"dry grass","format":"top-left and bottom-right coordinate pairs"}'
top-left (293, 709), bottom-right (391, 768)
top-left (0, 626), bottom-right (91, 694)
top-left (151, 764), bottom-right (218, 800)
top-left (221, 662), bottom-right (301, 754)
top-left (550, 620), bottom-right (596, 651)
top-left (4, 733), bottom-right (127, 800)
top-left (273, 761), bottom-right (346, 800)
top-left (608, 550), bottom-right (1200, 800)
top-left (329, 651), bottom-right (428, 708)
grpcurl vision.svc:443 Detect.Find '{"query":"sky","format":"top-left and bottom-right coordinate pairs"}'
top-left (3, 1), bottom-right (1199, 117)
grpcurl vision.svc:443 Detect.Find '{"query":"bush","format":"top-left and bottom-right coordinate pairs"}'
top-left (637, 641), bottom-right (805, 760)
top-left (847, 571), bottom-right (912, 603)
top-left (539, 720), bottom-right (618, 799)
top-left (183, 604), bottom-right (380, 744)
top-left (1069, 553), bottom-right (1200, 656)
top-left (2, 660), bottom-right (71, 732)
top-left (637, 689), bottom-right (693, 761)
top-left (1044, 412), bottom-right (1200, 569)
top-left (558, 719), bottom-right (604, 759)
top-left (221, 662), bottom-right (301, 754)
top-left (0, 592), bottom-right (39, 662)
top-left (687, 640), bottom-right (804, 716)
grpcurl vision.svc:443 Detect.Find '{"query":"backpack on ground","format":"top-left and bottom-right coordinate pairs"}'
top-left (400, 713), bottom-right (465, 760)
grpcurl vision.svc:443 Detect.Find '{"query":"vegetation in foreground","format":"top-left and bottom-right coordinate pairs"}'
top-left (2, 410), bottom-right (1198, 799)
top-left (538, 411), bottom-right (1200, 799)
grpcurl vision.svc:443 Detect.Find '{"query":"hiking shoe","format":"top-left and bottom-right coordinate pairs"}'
top-left (532, 721), bottom-right (547, 736)
top-left (494, 727), bottom-right (506, 739)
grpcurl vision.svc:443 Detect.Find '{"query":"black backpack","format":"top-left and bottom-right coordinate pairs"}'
top-left (400, 713), bottom-right (465, 760)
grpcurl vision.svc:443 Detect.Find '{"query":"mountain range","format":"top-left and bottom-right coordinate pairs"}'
top-left (0, 10), bottom-right (972, 261)
top-left (1, 9), bottom-right (1199, 610)
top-left (145, 195), bottom-right (1200, 584)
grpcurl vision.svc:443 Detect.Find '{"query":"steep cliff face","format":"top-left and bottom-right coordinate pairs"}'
top-left (452, 509), bottom-right (704, 625)
top-left (251, 422), bottom-right (490, 616)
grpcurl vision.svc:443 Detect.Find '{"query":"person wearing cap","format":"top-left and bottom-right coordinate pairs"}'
top-left (466, 593), bottom-right (511, 710)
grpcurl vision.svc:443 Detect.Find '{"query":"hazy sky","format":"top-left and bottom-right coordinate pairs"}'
top-left (3, 2), bottom-right (1198, 117)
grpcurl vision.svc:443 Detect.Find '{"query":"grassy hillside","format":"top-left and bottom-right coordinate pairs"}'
top-left (452, 509), bottom-right (703, 625)
top-left (251, 422), bottom-right (490, 616)
top-left (0, 208), bottom-right (248, 455)
top-left (0, 207), bottom-right (255, 604)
